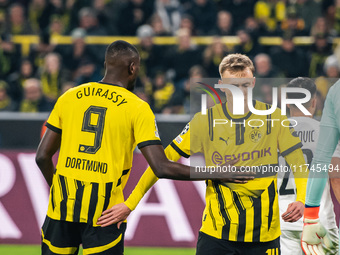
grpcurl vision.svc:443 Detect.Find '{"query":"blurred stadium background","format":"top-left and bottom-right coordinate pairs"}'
top-left (1, 0), bottom-right (340, 254)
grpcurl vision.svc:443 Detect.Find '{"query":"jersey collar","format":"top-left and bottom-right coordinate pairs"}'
top-left (222, 100), bottom-right (256, 121)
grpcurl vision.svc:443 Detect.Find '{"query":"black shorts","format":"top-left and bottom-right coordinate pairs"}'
top-left (196, 231), bottom-right (280, 255)
top-left (41, 216), bottom-right (126, 255)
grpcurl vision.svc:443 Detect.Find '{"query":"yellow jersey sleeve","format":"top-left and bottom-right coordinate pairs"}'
top-left (170, 122), bottom-right (191, 158)
top-left (284, 148), bottom-right (308, 204)
top-left (125, 121), bottom-right (192, 210)
top-left (46, 94), bottom-right (64, 133)
top-left (134, 102), bottom-right (162, 149)
top-left (124, 143), bottom-right (183, 210)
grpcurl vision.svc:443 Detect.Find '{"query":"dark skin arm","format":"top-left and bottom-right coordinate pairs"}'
top-left (35, 128), bottom-right (61, 187)
top-left (97, 145), bottom-right (254, 227)
top-left (140, 144), bottom-right (255, 181)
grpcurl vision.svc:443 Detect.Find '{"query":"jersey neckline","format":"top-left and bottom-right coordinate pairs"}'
top-left (97, 81), bottom-right (125, 88)
top-left (222, 100), bottom-right (256, 121)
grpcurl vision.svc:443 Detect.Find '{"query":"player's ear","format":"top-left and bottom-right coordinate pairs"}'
top-left (218, 79), bottom-right (225, 93)
top-left (311, 96), bottom-right (317, 109)
top-left (252, 77), bottom-right (256, 87)
top-left (104, 61), bottom-right (106, 69)
top-left (128, 62), bottom-right (135, 75)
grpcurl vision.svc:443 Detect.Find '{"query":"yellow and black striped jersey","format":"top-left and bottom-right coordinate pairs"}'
top-left (126, 100), bottom-right (307, 243)
top-left (188, 101), bottom-right (306, 242)
top-left (46, 81), bottom-right (161, 225)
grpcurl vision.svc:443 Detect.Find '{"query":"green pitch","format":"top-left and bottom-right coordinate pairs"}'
top-left (0, 245), bottom-right (195, 255)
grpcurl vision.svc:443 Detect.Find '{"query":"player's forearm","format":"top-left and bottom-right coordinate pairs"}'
top-left (306, 126), bottom-right (339, 206)
top-left (284, 148), bottom-right (308, 204)
top-left (35, 155), bottom-right (54, 187)
top-left (126, 145), bottom-right (183, 210)
top-left (125, 167), bottom-right (158, 210)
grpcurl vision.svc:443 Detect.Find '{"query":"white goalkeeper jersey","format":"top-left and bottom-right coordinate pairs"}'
top-left (278, 116), bottom-right (338, 231)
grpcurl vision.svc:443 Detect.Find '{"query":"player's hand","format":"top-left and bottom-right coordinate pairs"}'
top-left (218, 158), bottom-right (256, 184)
top-left (96, 203), bottom-right (131, 228)
top-left (301, 218), bottom-right (334, 255)
top-left (281, 201), bottom-right (304, 222)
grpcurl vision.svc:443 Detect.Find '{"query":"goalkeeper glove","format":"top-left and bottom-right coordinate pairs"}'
top-left (301, 206), bottom-right (333, 255)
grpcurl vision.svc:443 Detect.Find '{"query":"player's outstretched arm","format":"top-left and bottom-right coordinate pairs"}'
top-left (140, 144), bottom-right (254, 181)
top-left (140, 144), bottom-right (193, 180)
top-left (35, 128), bottom-right (61, 187)
top-left (97, 144), bottom-right (182, 227)
top-left (281, 148), bottom-right (307, 222)
top-left (97, 144), bottom-right (255, 227)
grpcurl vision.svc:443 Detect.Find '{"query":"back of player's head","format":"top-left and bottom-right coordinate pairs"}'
top-left (219, 54), bottom-right (255, 77)
top-left (287, 77), bottom-right (316, 108)
top-left (105, 40), bottom-right (139, 65)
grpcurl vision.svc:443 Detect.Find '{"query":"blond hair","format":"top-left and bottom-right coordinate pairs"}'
top-left (219, 54), bottom-right (255, 76)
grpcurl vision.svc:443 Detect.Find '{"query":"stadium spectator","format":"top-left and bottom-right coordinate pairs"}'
top-left (149, 13), bottom-right (171, 36)
top-left (29, 32), bottom-right (56, 70)
top-left (308, 33), bottom-right (333, 77)
top-left (291, 0), bottom-right (321, 32)
top-left (7, 58), bottom-right (36, 104)
top-left (254, 0), bottom-right (286, 36)
top-left (117, 0), bottom-right (154, 35)
top-left (78, 7), bottom-right (107, 36)
top-left (136, 24), bottom-right (165, 80)
top-left (234, 29), bottom-right (263, 60)
top-left (65, 0), bottom-right (93, 32)
top-left (4, 3), bottom-right (33, 35)
top-left (0, 34), bottom-right (19, 80)
top-left (310, 16), bottom-right (332, 37)
top-left (0, 80), bottom-right (17, 111)
top-left (49, 15), bottom-right (66, 36)
top-left (164, 65), bottom-right (205, 114)
top-left (56, 28), bottom-right (99, 72)
top-left (245, 16), bottom-right (269, 38)
top-left (202, 37), bottom-right (229, 77)
top-left (155, 0), bottom-right (182, 35)
top-left (39, 53), bottom-right (70, 102)
top-left (19, 78), bottom-right (54, 112)
top-left (164, 28), bottom-right (201, 88)
top-left (254, 53), bottom-right (283, 78)
top-left (0, 0), bottom-right (9, 35)
top-left (92, 0), bottom-right (118, 35)
top-left (324, 54), bottom-right (340, 78)
top-left (74, 58), bottom-right (101, 85)
top-left (218, 0), bottom-right (255, 31)
top-left (271, 35), bottom-right (309, 77)
top-left (253, 53), bottom-right (283, 102)
top-left (49, 0), bottom-right (73, 34)
top-left (28, 0), bottom-right (54, 34)
top-left (279, 6), bottom-right (308, 36)
top-left (209, 10), bottom-right (234, 36)
top-left (149, 71), bottom-right (175, 113)
top-left (179, 14), bottom-right (197, 35)
top-left (187, 0), bottom-right (216, 35)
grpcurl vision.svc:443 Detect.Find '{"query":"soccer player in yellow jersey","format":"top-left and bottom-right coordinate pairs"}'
top-left (101, 54), bottom-right (309, 254)
top-left (36, 41), bottom-right (247, 255)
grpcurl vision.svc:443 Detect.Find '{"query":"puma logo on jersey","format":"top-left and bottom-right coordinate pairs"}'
top-left (219, 137), bottom-right (229, 145)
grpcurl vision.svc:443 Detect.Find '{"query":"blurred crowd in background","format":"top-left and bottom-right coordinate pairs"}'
top-left (0, 0), bottom-right (340, 116)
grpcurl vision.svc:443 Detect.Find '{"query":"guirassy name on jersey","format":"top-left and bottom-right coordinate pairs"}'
top-left (76, 87), bottom-right (127, 106)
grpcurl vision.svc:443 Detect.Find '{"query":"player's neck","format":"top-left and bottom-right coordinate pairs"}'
top-left (101, 76), bottom-right (126, 89)
top-left (290, 109), bottom-right (313, 118)
top-left (227, 99), bottom-right (250, 116)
